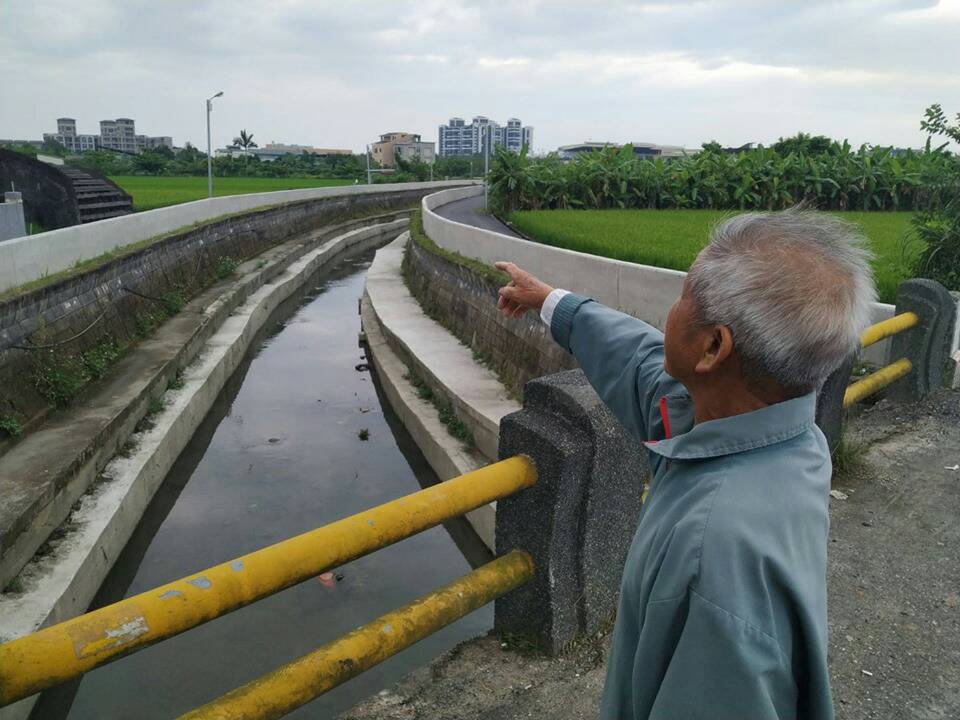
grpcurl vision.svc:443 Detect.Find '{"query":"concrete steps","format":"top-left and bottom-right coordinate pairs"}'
top-left (58, 166), bottom-right (134, 223)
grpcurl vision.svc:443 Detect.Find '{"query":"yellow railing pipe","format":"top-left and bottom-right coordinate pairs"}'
top-left (844, 358), bottom-right (913, 407)
top-left (0, 456), bottom-right (537, 706)
top-left (860, 312), bottom-right (917, 349)
top-left (178, 550), bottom-right (535, 720)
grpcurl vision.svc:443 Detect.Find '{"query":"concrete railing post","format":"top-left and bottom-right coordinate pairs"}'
top-left (815, 353), bottom-right (856, 451)
top-left (887, 279), bottom-right (957, 402)
top-left (494, 370), bottom-right (645, 654)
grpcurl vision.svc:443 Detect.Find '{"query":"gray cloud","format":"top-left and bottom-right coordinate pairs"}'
top-left (1, 0), bottom-right (956, 152)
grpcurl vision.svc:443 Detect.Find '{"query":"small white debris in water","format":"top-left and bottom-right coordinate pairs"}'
top-left (944, 464), bottom-right (959, 471)
top-left (523, 684), bottom-right (532, 691)
top-left (501, 642), bottom-right (508, 649)
top-left (829, 490), bottom-right (849, 500)
top-left (861, 669), bottom-right (874, 677)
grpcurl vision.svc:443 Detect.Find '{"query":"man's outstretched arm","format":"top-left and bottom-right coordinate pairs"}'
top-left (495, 262), bottom-right (681, 441)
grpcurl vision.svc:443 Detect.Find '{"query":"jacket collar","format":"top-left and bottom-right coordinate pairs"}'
top-left (645, 391), bottom-right (817, 461)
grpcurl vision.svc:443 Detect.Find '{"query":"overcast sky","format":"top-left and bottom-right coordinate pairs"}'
top-left (1, 0), bottom-right (957, 154)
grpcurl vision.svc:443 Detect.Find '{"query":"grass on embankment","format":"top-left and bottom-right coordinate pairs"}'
top-left (507, 209), bottom-right (918, 304)
top-left (109, 176), bottom-right (355, 211)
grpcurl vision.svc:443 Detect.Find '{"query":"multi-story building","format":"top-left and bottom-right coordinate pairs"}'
top-left (42, 117), bottom-right (101, 153)
top-left (99, 118), bottom-right (138, 153)
top-left (42, 117), bottom-right (173, 154)
top-left (438, 116), bottom-right (533, 157)
top-left (370, 132), bottom-right (435, 168)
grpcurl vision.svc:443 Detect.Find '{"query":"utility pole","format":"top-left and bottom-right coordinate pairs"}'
top-left (206, 91), bottom-right (224, 198)
top-left (484, 125), bottom-right (490, 209)
top-left (366, 144), bottom-right (372, 185)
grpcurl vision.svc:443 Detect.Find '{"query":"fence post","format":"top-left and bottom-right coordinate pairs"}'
top-left (815, 353), bottom-right (856, 451)
top-left (494, 369), bottom-right (645, 654)
top-left (887, 279), bottom-right (957, 403)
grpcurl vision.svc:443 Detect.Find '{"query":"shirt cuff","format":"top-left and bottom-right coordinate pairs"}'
top-left (539, 289), bottom-right (570, 327)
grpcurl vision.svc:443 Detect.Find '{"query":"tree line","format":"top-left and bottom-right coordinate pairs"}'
top-left (488, 130), bottom-right (957, 216)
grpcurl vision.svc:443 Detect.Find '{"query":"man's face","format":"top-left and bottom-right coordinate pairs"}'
top-left (663, 278), bottom-right (706, 383)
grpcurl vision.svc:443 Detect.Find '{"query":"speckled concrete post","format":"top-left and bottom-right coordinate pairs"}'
top-left (888, 279), bottom-right (957, 402)
top-left (815, 353), bottom-right (856, 451)
top-left (494, 370), bottom-right (645, 655)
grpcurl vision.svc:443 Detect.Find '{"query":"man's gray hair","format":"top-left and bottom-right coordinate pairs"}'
top-left (687, 208), bottom-right (877, 394)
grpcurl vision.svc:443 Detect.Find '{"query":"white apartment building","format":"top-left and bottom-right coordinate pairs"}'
top-left (438, 116), bottom-right (533, 157)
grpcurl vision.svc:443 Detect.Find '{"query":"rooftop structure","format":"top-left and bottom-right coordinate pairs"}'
top-left (556, 141), bottom-right (695, 161)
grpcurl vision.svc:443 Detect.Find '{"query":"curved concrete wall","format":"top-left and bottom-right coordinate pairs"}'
top-left (0, 180), bottom-right (476, 293)
top-left (423, 186), bottom-right (897, 364)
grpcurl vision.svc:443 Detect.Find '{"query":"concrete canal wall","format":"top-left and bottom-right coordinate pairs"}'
top-left (421, 185), bottom-right (900, 367)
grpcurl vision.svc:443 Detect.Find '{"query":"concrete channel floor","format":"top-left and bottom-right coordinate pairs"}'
top-left (342, 387), bottom-right (960, 720)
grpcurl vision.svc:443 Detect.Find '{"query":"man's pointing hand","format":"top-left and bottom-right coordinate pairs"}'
top-left (494, 262), bottom-right (554, 318)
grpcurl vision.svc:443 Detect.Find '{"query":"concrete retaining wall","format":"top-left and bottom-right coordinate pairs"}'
top-left (0, 186), bottom-right (466, 440)
top-left (404, 232), bottom-right (575, 397)
top-left (0, 180), bottom-right (475, 293)
top-left (422, 186), bottom-right (898, 366)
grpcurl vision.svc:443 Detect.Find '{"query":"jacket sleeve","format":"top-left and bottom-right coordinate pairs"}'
top-left (550, 293), bottom-right (682, 442)
top-left (647, 590), bottom-right (797, 720)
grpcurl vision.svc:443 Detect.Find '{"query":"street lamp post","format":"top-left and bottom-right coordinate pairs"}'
top-left (483, 125), bottom-right (490, 209)
top-left (206, 91), bottom-right (224, 198)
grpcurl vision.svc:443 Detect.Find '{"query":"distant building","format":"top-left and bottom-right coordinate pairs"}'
top-left (557, 141), bottom-right (694, 161)
top-left (216, 142), bottom-right (353, 162)
top-left (371, 132), bottom-right (435, 168)
top-left (437, 116), bottom-right (533, 157)
top-left (43, 117), bottom-right (100, 153)
top-left (41, 117), bottom-right (173, 154)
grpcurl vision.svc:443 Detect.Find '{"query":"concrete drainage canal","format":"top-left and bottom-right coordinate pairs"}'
top-left (31, 243), bottom-right (494, 720)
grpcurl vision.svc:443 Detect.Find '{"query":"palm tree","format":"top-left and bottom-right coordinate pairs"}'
top-left (233, 130), bottom-right (258, 152)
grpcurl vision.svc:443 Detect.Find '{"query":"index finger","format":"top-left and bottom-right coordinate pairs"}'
top-left (494, 261), bottom-right (522, 280)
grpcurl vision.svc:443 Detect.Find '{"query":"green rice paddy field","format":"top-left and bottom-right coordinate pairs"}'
top-left (109, 176), bottom-right (355, 212)
top-left (508, 209), bottom-right (918, 304)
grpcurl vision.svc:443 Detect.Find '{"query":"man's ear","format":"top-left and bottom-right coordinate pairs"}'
top-left (694, 324), bottom-right (734, 374)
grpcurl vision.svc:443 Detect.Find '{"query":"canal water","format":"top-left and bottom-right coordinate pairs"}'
top-left (34, 243), bottom-right (493, 719)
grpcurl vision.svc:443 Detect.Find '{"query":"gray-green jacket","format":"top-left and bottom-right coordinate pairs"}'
top-left (551, 293), bottom-right (833, 720)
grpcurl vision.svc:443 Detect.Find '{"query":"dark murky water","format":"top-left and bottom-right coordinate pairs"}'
top-left (34, 244), bottom-right (493, 719)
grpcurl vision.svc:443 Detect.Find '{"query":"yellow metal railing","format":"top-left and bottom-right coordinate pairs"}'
top-left (843, 312), bottom-right (918, 407)
top-left (0, 456), bottom-right (537, 708)
top-left (860, 311), bottom-right (917, 349)
top-left (178, 550), bottom-right (535, 720)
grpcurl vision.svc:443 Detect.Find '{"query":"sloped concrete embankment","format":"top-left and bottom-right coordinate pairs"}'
top-left (361, 232), bottom-right (521, 548)
top-left (0, 217), bottom-right (407, 720)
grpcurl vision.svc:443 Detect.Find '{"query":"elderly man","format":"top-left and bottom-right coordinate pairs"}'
top-left (495, 210), bottom-right (876, 720)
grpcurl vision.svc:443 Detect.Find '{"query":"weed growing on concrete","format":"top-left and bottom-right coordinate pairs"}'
top-left (33, 351), bottom-right (93, 407)
top-left (497, 631), bottom-right (546, 658)
top-left (81, 337), bottom-right (121, 380)
top-left (404, 371), bottom-right (475, 448)
top-left (0, 415), bottom-right (23, 437)
top-left (214, 256), bottom-right (240, 280)
top-left (832, 433), bottom-right (867, 481)
top-left (117, 438), bottom-right (139, 458)
top-left (2, 576), bottom-right (24, 595)
top-left (147, 396), bottom-right (165, 415)
top-left (255, 259), bottom-right (267, 270)
top-left (167, 371), bottom-right (185, 391)
top-left (163, 290), bottom-right (186, 315)
top-left (358, 427), bottom-right (370, 440)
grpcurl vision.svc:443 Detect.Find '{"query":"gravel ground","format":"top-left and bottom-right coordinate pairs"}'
top-left (342, 388), bottom-right (960, 720)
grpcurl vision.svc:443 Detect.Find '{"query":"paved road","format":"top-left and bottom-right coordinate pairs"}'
top-left (431, 192), bottom-right (522, 238)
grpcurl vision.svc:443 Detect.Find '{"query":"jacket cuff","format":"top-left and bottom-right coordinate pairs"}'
top-left (550, 293), bottom-right (591, 351)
